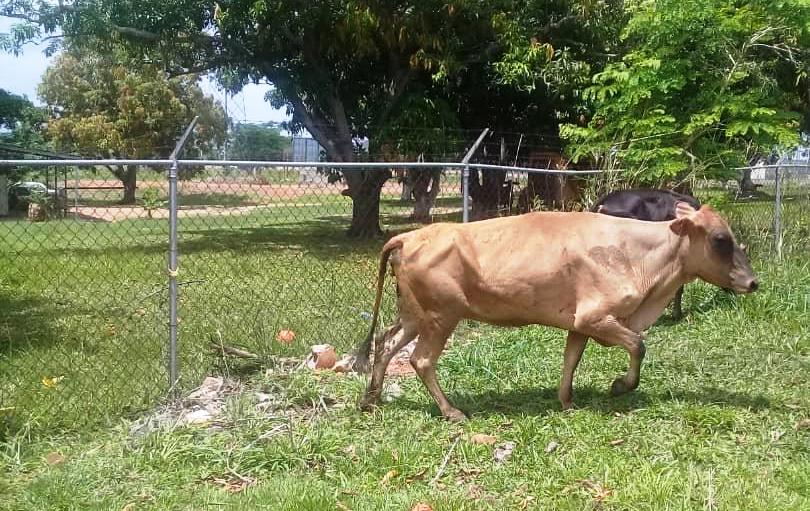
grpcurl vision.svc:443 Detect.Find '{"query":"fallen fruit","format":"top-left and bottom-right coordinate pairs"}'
top-left (306, 344), bottom-right (337, 370)
top-left (275, 329), bottom-right (296, 343)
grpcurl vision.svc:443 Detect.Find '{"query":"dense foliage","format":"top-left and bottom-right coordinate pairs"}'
top-left (38, 49), bottom-right (228, 203)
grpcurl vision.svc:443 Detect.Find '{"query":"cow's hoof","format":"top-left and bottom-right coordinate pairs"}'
top-left (443, 408), bottom-right (468, 423)
top-left (358, 394), bottom-right (380, 412)
top-left (560, 401), bottom-right (574, 411)
top-left (610, 377), bottom-right (631, 396)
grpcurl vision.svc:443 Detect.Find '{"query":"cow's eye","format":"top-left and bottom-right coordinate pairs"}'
top-left (711, 233), bottom-right (733, 257)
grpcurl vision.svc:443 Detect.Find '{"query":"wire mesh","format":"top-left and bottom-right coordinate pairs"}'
top-left (1, 166), bottom-right (169, 433)
top-left (1, 149), bottom-right (808, 434)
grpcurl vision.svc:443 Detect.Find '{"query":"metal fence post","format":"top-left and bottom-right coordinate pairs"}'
top-left (460, 128), bottom-right (490, 223)
top-left (462, 164), bottom-right (470, 223)
top-left (167, 117), bottom-right (198, 397)
top-left (773, 163), bottom-right (783, 261)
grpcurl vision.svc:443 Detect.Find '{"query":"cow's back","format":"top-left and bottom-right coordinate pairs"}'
top-left (391, 212), bottom-right (673, 329)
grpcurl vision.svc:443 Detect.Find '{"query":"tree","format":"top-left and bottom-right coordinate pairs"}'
top-left (228, 123), bottom-right (289, 161)
top-left (376, 94), bottom-right (462, 222)
top-left (0, 1), bottom-right (529, 235)
top-left (560, 0), bottom-right (809, 187)
top-left (2, 0), bottom-right (631, 231)
top-left (0, 88), bottom-right (49, 182)
top-left (38, 49), bottom-right (228, 203)
top-left (0, 89), bottom-right (31, 130)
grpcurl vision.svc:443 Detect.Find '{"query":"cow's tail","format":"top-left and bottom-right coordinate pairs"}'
top-left (352, 237), bottom-right (404, 374)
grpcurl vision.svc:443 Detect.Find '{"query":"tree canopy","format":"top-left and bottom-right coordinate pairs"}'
top-left (1, 0), bottom-right (808, 221)
top-left (228, 123), bottom-right (289, 161)
top-left (0, 0), bottom-right (624, 236)
top-left (38, 48), bottom-right (228, 203)
top-left (560, 0), bottom-right (810, 185)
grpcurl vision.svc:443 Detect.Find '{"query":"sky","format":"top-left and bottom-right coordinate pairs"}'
top-left (0, 16), bottom-right (291, 125)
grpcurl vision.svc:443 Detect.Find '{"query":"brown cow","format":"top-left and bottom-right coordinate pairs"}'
top-left (354, 202), bottom-right (758, 421)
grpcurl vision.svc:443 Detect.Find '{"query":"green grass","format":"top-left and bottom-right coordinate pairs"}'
top-left (1, 186), bottom-right (809, 509)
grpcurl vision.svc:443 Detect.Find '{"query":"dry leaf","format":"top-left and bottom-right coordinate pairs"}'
top-left (382, 382), bottom-right (403, 402)
top-left (406, 469), bottom-right (427, 483)
top-left (206, 475), bottom-right (254, 493)
top-left (391, 449), bottom-right (400, 462)
top-left (545, 440), bottom-right (560, 454)
top-left (343, 444), bottom-right (358, 461)
top-left (386, 357), bottom-right (416, 376)
top-left (41, 375), bottom-right (64, 389)
top-left (609, 438), bottom-right (625, 446)
top-left (578, 479), bottom-right (614, 503)
top-left (494, 441), bottom-right (516, 463)
top-left (411, 504), bottom-right (433, 511)
top-left (275, 329), bottom-right (296, 344)
top-left (770, 430), bottom-right (784, 442)
top-left (333, 355), bottom-right (355, 373)
top-left (459, 467), bottom-right (484, 478)
top-left (470, 433), bottom-right (497, 445)
top-left (794, 418), bottom-right (810, 431)
top-left (785, 403), bottom-right (801, 410)
top-left (121, 504), bottom-right (136, 511)
top-left (45, 452), bottom-right (66, 465)
top-left (336, 501), bottom-right (351, 511)
top-left (466, 484), bottom-right (485, 499)
top-left (519, 495), bottom-right (536, 510)
top-left (381, 469), bottom-right (399, 485)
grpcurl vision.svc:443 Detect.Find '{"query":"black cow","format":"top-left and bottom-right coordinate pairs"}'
top-left (591, 189), bottom-right (702, 320)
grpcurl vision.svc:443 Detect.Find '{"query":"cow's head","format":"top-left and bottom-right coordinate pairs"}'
top-left (671, 202), bottom-right (758, 293)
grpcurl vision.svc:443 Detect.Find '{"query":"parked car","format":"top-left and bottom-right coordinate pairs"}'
top-left (8, 181), bottom-right (57, 210)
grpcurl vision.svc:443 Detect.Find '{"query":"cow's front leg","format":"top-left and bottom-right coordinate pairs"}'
top-left (559, 331), bottom-right (588, 410)
top-left (575, 313), bottom-right (646, 396)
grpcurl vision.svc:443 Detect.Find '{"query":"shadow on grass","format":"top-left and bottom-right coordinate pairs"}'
top-left (380, 196), bottom-right (463, 209)
top-left (179, 217), bottom-right (382, 259)
top-left (382, 210), bottom-right (463, 226)
top-left (0, 289), bottom-right (60, 356)
top-left (394, 384), bottom-right (774, 420)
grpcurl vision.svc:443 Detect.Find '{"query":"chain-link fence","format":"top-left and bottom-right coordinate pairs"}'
top-left (2, 135), bottom-right (809, 434)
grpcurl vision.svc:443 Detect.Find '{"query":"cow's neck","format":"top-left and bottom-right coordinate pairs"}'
top-left (636, 229), bottom-right (692, 299)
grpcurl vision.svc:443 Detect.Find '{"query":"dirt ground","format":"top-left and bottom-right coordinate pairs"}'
top-left (63, 177), bottom-right (449, 222)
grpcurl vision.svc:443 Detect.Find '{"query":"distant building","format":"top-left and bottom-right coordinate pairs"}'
top-left (292, 137), bottom-right (322, 162)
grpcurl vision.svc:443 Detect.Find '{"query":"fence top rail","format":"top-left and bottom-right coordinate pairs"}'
top-left (733, 164), bottom-right (810, 169)
top-left (1, 158), bottom-right (621, 175)
top-left (0, 159), bottom-right (175, 166)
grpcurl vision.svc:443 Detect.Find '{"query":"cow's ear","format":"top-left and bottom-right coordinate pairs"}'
top-left (675, 201), bottom-right (697, 218)
top-left (671, 201), bottom-right (696, 236)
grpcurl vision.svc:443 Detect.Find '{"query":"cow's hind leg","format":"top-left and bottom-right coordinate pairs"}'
top-left (410, 323), bottom-right (464, 422)
top-left (359, 320), bottom-right (417, 411)
top-left (559, 331), bottom-right (588, 410)
top-left (576, 314), bottom-right (646, 396)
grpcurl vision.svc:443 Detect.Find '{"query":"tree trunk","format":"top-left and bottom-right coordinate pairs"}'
top-left (411, 169), bottom-right (441, 223)
top-left (470, 168), bottom-right (506, 220)
top-left (739, 167), bottom-right (757, 194)
top-left (400, 173), bottom-right (414, 202)
top-left (120, 165), bottom-right (137, 205)
top-left (345, 170), bottom-right (390, 238)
